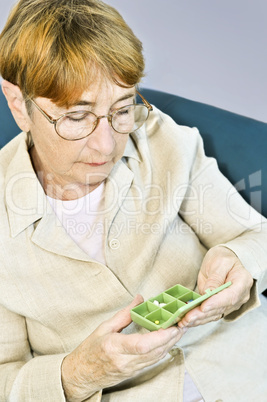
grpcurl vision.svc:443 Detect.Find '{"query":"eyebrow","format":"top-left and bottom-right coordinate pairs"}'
top-left (69, 91), bottom-right (136, 108)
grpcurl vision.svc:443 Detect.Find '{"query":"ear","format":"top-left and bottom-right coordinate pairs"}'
top-left (1, 80), bottom-right (31, 132)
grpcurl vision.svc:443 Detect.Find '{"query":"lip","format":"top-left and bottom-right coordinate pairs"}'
top-left (83, 162), bottom-right (108, 167)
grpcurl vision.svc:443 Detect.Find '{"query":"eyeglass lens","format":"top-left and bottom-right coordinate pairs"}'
top-left (56, 104), bottom-right (149, 140)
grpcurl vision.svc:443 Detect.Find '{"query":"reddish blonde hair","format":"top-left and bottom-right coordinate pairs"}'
top-left (0, 0), bottom-right (145, 107)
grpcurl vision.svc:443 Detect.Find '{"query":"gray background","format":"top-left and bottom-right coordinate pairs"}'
top-left (1, 0), bottom-right (267, 122)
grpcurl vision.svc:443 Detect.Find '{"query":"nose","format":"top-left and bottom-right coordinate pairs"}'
top-left (86, 115), bottom-right (115, 155)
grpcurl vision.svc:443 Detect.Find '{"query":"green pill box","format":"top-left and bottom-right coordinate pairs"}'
top-left (131, 281), bottom-right (231, 331)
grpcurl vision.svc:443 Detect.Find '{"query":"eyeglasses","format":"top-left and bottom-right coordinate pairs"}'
top-left (30, 91), bottom-right (153, 141)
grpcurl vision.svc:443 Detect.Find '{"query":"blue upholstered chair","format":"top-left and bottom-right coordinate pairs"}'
top-left (1, 87), bottom-right (266, 294)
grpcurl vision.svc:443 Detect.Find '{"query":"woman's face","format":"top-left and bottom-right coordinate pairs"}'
top-left (29, 79), bottom-right (135, 200)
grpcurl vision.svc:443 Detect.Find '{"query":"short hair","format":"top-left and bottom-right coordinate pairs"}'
top-left (0, 0), bottom-right (145, 107)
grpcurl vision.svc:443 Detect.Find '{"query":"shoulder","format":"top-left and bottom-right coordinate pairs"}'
top-left (0, 133), bottom-right (31, 212)
top-left (0, 133), bottom-right (29, 175)
top-left (134, 105), bottom-right (205, 169)
top-left (147, 106), bottom-right (202, 150)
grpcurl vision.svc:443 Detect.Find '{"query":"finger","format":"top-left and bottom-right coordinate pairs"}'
top-left (121, 325), bottom-right (186, 357)
top-left (200, 275), bottom-right (251, 314)
top-left (199, 273), bottom-right (229, 294)
top-left (120, 327), bottom-right (187, 370)
top-left (197, 246), bottom-right (235, 293)
top-left (178, 306), bottom-right (224, 328)
top-left (183, 313), bottom-right (224, 327)
top-left (132, 336), bottom-right (183, 371)
top-left (200, 289), bottom-right (232, 313)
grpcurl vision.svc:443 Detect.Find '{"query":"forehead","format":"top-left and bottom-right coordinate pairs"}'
top-left (72, 80), bottom-right (136, 108)
top-left (36, 79), bottom-right (136, 113)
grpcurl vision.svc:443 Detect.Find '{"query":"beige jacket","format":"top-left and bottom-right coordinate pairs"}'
top-left (1, 107), bottom-right (267, 402)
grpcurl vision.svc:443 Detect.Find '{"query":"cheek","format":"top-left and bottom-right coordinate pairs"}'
top-left (32, 128), bottom-right (85, 172)
top-left (50, 144), bottom-right (86, 172)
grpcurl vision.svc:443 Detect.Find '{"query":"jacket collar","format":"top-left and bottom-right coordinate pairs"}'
top-left (5, 134), bottom-right (46, 237)
top-left (123, 133), bottom-right (141, 162)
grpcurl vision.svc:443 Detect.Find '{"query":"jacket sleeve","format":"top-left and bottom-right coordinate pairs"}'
top-left (0, 302), bottom-right (105, 401)
top-left (179, 128), bottom-right (267, 317)
top-left (0, 305), bottom-right (104, 401)
top-left (0, 303), bottom-right (68, 401)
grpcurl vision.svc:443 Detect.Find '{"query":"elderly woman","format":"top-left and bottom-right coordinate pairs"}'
top-left (0, 0), bottom-right (267, 401)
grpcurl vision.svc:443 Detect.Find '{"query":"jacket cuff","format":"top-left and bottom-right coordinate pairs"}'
top-left (10, 353), bottom-right (68, 401)
top-left (217, 242), bottom-right (263, 321)
top-left (223, 279), bottom-right (261, 321)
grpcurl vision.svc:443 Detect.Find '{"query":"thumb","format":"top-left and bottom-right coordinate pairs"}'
top-left (103, 294), bottom-right (144, 334)
top-left (198, 246), bottom-right (235, 294)
top-left (198, 272), bottom-right (226, 294)
top-left (204, 276), bottom-right (225, 292)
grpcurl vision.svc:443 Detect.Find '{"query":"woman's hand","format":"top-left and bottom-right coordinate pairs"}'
top-left (61, 294), bottom-right (186, 402)
top-left (178, 246), bottom-right (253, 328)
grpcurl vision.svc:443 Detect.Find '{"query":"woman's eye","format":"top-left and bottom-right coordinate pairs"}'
top-left (117, 108), bottom-right (130, 116)
top-left (66, 113), bottom-right (88, 122)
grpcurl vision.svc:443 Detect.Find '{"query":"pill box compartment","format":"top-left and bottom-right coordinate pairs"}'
top-left (131, 282), bottom-right (231, 331)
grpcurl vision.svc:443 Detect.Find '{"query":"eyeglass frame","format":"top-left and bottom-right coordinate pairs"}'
top-left (29, 90), bottom-right (153, 141)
